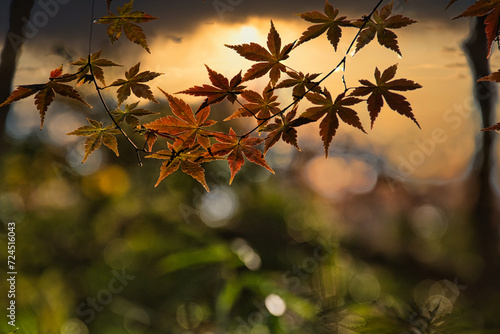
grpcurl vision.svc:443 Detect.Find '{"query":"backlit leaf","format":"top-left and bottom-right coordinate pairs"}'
top-left (353, 2), bottom-right (416, 56)
top-left (211, 129), bottom-right (274, 184)
top-left (144, 89), bottom-right (217, 150)
top-left (295, 0), bottom-right (352, 50)
top-left (260, 106), bottom-right (301, 154)
top-left (0, 66), bottom-right (91, 128)
top-left (177, 65), bottom-right (246, 112)
top-left (298, 89), bottom-right (365, 157)
top-left (453, 0), bottom-right (500, 57)
top-left (70, 50), bottom-right (121, 86)
top-left (351, 64), bottom-right (421, 128)
top-left (225, 21), bottom-right (295, 85)
top-left (111, 101), bottom-right (156, 127)
top-left (97, 0), bottom-right (158, 53)
top-left (67, 118), bottom-right (120, 163)
top-left (108, 62), bottom-right (162, 106)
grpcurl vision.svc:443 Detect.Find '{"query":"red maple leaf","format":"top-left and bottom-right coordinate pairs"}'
top-left (453, 0), bottom-right (500, 57)
top-left (275, 71), bottom-right (322, 98)
top-left (0, 65), bottom-right (91, 128)
top-left (298, 89), bottom-right (366, 157)
top-left (225, 83), bottom-right (280, 126)
top-left (108, 62), bottom-right (162, 106)
top-left (295, 0), bottom-right (352, 50)
top-left (351, 64), bottom-right (421, 129)
top-left (177, 65), bottom-right (245, 110)
top-left (260, 107), bottom-right (301, 154)
top-left (211, 129), bottom-right (274, 184)
top-left (143, 89), bottom-right (217, 150)
top-left (353, 2), bottom-right (416, 56)
top-left (225, 21), bottom-right (295, 85)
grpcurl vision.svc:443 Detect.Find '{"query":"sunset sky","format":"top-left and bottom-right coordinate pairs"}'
top-left (1, 0), bottom-right (498, 190)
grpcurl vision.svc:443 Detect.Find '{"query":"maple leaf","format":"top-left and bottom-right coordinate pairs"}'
top-left (108, 62), bottom-right (162, 106)
top-left (260, 107), bottom-right (301, 154)
top-left (70, 50), bottom-right (121, 86)
top-left (353, 2), bottom-right (417, 56)
top-left (0, 65), bottom-right (91, 128)
top-left (351, 64), bottom-right (421, 128)
top-left (211, 129), bottom-right (274, 184)
top-left (298, 89), bottom-right (365, 157)
top-left (143, 89), bottom-right (217, 150)
top-left (177, 65), bottom-right (246, 112)
top-left (146, 143), bottom-right (210, 191)
top-left (225, 83), bottom-right (281, 125)
top-left (453, 0), bottom-right (500, 57)
top-left (478, 70), bottom-right (500, 82)
top-left (482, 122), bottom-right (500, 132)
top-left (295, 0), bottom-right (352, 50)
top-left (97, 0), bottom-right (158, 53)
top-left (225, 21), bottom-right (295, 85)
top-left (275, 71), bottom-right (322, 98)
top-left (67, 118), bottom-right (120, 163)
top-left (111, 101), bottom-right (156, 127)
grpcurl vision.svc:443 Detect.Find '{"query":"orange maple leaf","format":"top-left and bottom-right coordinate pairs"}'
top-left (177, 65), bottom-right (246, 112)
top-left (211, 129), bottom-right (274, 184)
top-left (225, 21), bottom-right (295, 85)
top-left (144, 89), bottom-right (217, 150)
top-left (146, 143), bottom-right (210, 191)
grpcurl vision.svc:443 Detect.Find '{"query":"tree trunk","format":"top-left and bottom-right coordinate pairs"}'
top-left (463, 17), bottom-right (499, 286)
top-left (0, 0), bottom-right (36, 155)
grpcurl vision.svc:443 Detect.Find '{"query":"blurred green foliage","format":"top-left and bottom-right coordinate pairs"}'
top-left (0, 129), bottom-right (498, 333)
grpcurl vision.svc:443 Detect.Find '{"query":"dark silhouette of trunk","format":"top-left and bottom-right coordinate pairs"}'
top-left (0, 0), bottom-right (36, 155)
top-left (463, 17), bottom-right (500, 287)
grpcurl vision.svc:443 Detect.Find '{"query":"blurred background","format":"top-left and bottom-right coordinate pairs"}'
top-left (1, 0), bottom-right (500, 332)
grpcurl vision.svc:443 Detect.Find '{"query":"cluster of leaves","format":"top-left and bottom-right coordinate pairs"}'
top-left (448, 0), bottom-right (500, 131)
top-left (0, 0), bottom-right (423, 191)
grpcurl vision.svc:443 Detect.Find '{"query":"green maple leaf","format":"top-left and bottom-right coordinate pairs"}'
top-left (97, 0), bottom-right (158, 53)
top-left (70, 50), bottom-right (121, 86)
top-left (350, 64), bottom-right (422, 128)
top-left (67, 118), bottom-right (120, 163)
top-left (111, 101), bottom-right (156, 127)
top-left (108, 62), bottom-right (163, 106)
